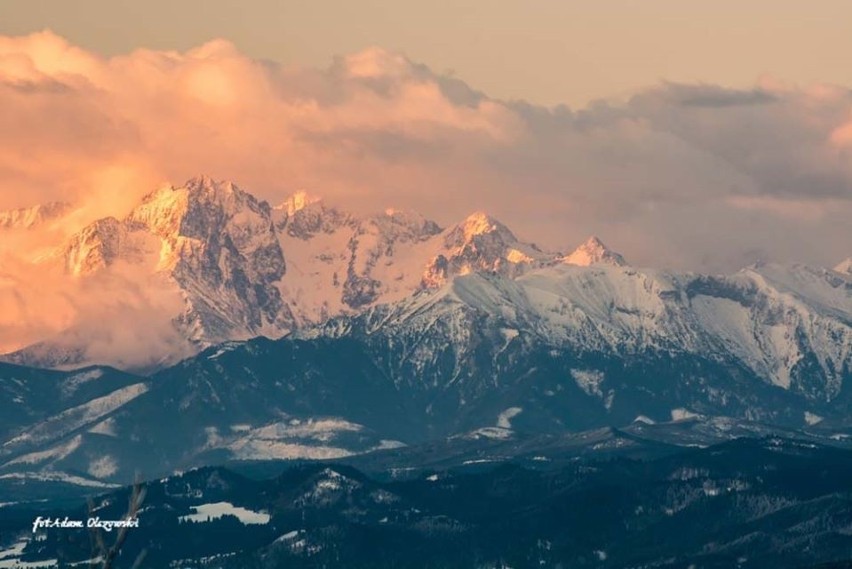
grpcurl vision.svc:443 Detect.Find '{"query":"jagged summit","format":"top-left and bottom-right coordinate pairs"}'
top-left (447, 211), bottom-right (516, 245)
top-left (60, 176), bottom-right (291, 351)
top-left (379, 207), bottom-right (441, 231)
top-left (419, 212), bottom-right (556, 289)
top-left (835, 257), bottom-right (852, 275)
top-left (562, 235), bottom-right (627, 267)
top-left (134, 175), bottom-right (240, 207)
top-left (180, 174), bottom-right (225, 193)
top-left (278, 194), bottom-right (352, 239)
top-left (129, 177), bottom-right (266, 232)
top-left (158, 175), bottom-right (250, 198)
top-left (460, 211), bottom-right (507, 235)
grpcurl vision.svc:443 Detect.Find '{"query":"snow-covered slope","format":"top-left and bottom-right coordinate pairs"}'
top-left (276, 205), bottom-right (562, 325)
top-left (274, 197), bottom-right (443, 323)
top-left (310, 261), bottom-right (852, 403)
top-left (504, 262), bottom-right (852, 393)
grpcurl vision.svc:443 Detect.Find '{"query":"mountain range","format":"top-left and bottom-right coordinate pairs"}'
top-left (3, 176), bottom-right (601, 369)
top-left (0, 176), bottom-right (850, 491)
top-left (3, 175), bottom-right (850, 377)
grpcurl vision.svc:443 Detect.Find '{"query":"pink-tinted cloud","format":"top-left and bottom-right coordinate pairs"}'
top-left (0, 247), bottom-right (189, 368)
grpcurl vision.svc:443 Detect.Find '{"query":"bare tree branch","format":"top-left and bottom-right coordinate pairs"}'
top-left (88, 475), bottom-right (147, 569)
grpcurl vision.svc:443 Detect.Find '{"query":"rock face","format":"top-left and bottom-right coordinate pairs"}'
top-left (136, 178), bottom-right (292, 342)
top-left (60, 176), bottom-right (293, 345)
top-left (62, 216), bottom-right (166, 275)
top-left (276, 199), bottom-right (443, 316)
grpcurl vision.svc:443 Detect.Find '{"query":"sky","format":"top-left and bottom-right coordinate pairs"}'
top-left (3, 0), bottom-right (852, 107)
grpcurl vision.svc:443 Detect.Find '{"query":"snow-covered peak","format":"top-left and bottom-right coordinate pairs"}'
top-left (0, 201), bottom-right (72, 230)
top-left (127, 177), bottom-right (267, 237)
top-left (449, 211), bottom-right (516, 245)
top-left (178, 176), bottom-right (258, 214)
top-left (58, 176), bottom-right (291, 353)
top-left (421, 213), bottom-right (557, 289)
top-left (562, 236), bottom-right (627, 267)
top-left (277, 191), bottom-right (322, 217)
top-left (462, 211), bottom-right (498, 234)
top-left (380, 207), bottom-right (435, 226)
top-left (132, 177), bottom-right (277, 240)
top-left (280, 197), bottom-right (354, 239)
top-left (834, 257), bottom-right (852, 275)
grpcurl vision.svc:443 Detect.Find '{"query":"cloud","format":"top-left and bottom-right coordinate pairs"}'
top-left (0, 248), bottom-right (190, 369)
top-left (0, 29), bottom-right (850, 276)
top-left (647, 82), bottom-right (779, 108)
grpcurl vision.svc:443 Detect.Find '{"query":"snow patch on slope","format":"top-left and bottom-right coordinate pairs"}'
top-left (87, 455), bottom-right (118, 478)
top-left (571, 370), bottom-right (605, 398)
top-left (2, 383), bottom-right (148, 451)
top-left (496, 407), bottom-right (523, 429)
top-left (0, 471), bottom-right (119, 489)
top-left (5, 435), bottom-right (82, 467)
top-left (180, 502), bottom-right (270, 525)
top-left (60, 368), bottom-right (105, 396)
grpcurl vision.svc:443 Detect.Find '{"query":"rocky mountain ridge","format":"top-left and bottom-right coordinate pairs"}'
top-left (3, 176), bottom-right (622, 368)
top-left (2, 176), bottom-right (850, 390)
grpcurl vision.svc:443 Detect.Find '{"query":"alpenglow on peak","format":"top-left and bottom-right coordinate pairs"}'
top-left (446, 212), bottom-right (520, 246)
top-left (562, 235), bottom-right (627, 267)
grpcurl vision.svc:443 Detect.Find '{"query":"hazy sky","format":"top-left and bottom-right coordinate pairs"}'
top-left (3, 0), bottom-right (852, 107)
